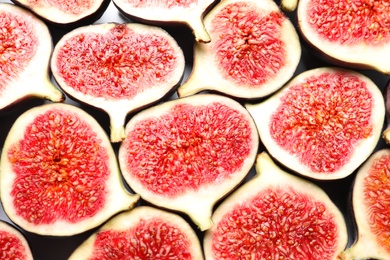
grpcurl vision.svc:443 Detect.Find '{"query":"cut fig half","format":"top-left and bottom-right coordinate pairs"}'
top-left (118, 94), bottom-right (259, 231)
top-left (297, 0), bottom-right (390, 74)
top-left (10, 0), bottom-right (110, 28)
top-left (177, 0), bottom-right (301, 99)
top-left (0, 103), bottom-right (140, 236)
top-left (0, 220), bottom-right (33, 260)
top-left (51, 23), bottom-right (185, 142)
top-left (204, 152), bottom-right (348, 259)
top-left (246, 67), bottom-right (385, 180)
top-left (112, 0), bottom-right (216, 42)
top-left (69, 206), bottom-right (203, 259)
top-left (340, 149), bottom-right (390, 259)
top-left (0, 3), bottom-right (64, 111)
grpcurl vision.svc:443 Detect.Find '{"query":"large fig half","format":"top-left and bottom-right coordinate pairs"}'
top-left (177, 0), bottom-right (301, 99)
top-left (0, 3), bottom-right (64, 110)
top-left (340, 149), bottom-right (390, 259)
top-left (112, 0), bottom-right (216, 42)
top-left (118, 94), bottom-right (259, 231)
top-left (0, 103), bottom-right (140, 236)
top-left (0, 220), bottom-right (33, 260)
top-left (204, 152), bottom-right (348, 259)
top-left (10, 0), bottom-right (110, 27)
top-left (69, 206), bottom-right (203, 259)
top-left (246, 67), bottom-right (385, 180)
top-left (297, 0), bottom-right (390, 74)
top-left (51, 23), bottom-right (185, 142)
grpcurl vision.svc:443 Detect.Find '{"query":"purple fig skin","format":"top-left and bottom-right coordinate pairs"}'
top-left (383, 79), bottom-right (390, 144)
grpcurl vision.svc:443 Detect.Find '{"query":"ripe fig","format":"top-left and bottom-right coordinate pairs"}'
top-left (51, 23), bottom-right (185, 142)
top-left (204, 152), bottom-right (348, 259)
top-left (297, 0), bottom-right (390, 74)
top-left (340, 149), bottom-right (390, 259)
top-left (0, 221), bottom-right (33, 260)
top-left (10, 0), bottom-right (110, 27)
top-left (382, 78), bottom-right (390, 144)
top-left (0, 103), bottom-right (140, 236)
top-left (112, 0), bottom-right (216, 42)
top-left (246, 67), bottom-right (385, 180)
top-left (118, 94), bottom-right (259, 231)
top-left (68, 206), bottom-right (203, 259)
top-left (177, 0), bottom-right (301, 99)
top-left (0, 3), bottom-right (64, 110)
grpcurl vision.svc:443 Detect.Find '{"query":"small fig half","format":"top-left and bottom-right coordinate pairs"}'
top-left (246, 67), bottom-right (385, 180)
top-left (0, 3), bottom-right (64, 110)
top-left (69, 206), bottom-right (203, 259)
top-left (0, 103), bottom-right (140, 236)
top-left (204, 152), bottom-right (348, 259)
top-left (177, 0), bottom-right (301, 99)
top-left (340, 149), bottom-right (390, 259)
top-left (10, 0), bottom-right (110, 27)
top-left (51, 23), bottom-right (185, 142)
top-left (118, 94), bottom-right (259, 231)
top-left (0, 221), bottom-right (33, 260)
top-left (112, 0), bottom-right (216, 42)
top-left (297, 0), bottom-right (390, 74)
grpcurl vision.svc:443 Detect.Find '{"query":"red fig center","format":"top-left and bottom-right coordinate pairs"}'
top-left (0, 11), bottom-right (37, 91)
top-left (270, 71), bottom-right (373, 173)
top-left (307, 0), bottom-right (390, 45)
top-left (8, 109), bottom-right (110, 225)
top-left (124, 102), bottom-right (254, 197)
top-left (364, 154), bottom-right (390, 254)
top-left (210, 2), bottom-right (286, 87)
top-left (55, 24), bottom-right (180, 99)
top-left (0, 230), bottom-right (28, 259)
top-left (90, 218), bottom-right (193, 259)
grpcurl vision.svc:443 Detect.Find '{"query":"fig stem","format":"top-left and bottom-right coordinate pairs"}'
top-left (177, 68), bottom-right (206, 98)
top-left (108, 110), bottom-right (127, 143)
top-left (187, 204), bottom-right (214, 231)
top-left (280, 0), bottom-right (298, 12)
top-left (186, 16), bottom-right (211, 43)
top-left (37, 77), bottom-right (65, 102)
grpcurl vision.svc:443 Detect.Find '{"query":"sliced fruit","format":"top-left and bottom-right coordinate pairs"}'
top-left (10, 0), bottom-right (110, 27)
top-left (118, 94), bottom-right (259, 231)
top-left (0, 103), bottom-right (140, 236)
top-left (0, 3), bottom-right (64, 110)
top-left (246, 67), bottom-right (385, 180)
top-left (68, 206), bottom-right (203, 259)
top-left (177, 0), bottom-right (301, 99)
top-left (112, 0), bottom-right (216, 42)
top-left (51, 23), bottom-right (185, 142)
top-left (340, 149), bottom-right (390, 259)
top-left (0, 221), bottom-right (33, 260)
top-left (298, 0), bottom-right (390, 74)
top-left (204, 152), bottom-right (348, 259)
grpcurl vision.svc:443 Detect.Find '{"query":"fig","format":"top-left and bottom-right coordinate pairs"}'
top-left (112, 0), bottom-right (216, 42)
top-left (177, 0), bottom-right (301, 99)
top-left (204, 152), bottom-right (348, 259)
top-left (51, 22), bottom-right (185, 142)
top-left (118, 94), bottom-right (259, 231)
top-left (0, 220), bottom-right (33, 260)
top-left (68, 206), bottom-right (203, 259)
top-left (10, 0), bottom-right (110, 28)
top-left (246, 67), bottom-right (385, 180)
top-left (0, 103), bottom-right (140, 236)
top-left (297, 0), bottom-right (390, 74)
top-left (340, 149), bottom-right (390, 259)
top-left (0, 3), bottom-right (64, 111)
top-left (382, 79), bottom-right (390, 144)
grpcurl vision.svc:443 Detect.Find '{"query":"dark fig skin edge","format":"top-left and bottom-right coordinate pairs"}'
top-left (10, 0), bottom-right (111, 30)
top-left (382, 78), bottom-right (390, 144)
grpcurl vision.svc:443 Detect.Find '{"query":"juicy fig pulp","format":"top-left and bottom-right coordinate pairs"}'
top-left (177, 0), bottom-right (301, 99)
top-left (204, 152), bottom-right (348, 260)
top-left (340, 149), bottom-right (390, 259)
top-left (0, 3), bottom-right (64, 110)
top-left (69, 206), bottom-right (204, 259)
top-left (246, 67), bottom-right (385, 180)
top-left (297, 0), bottom-right (390, 73)
top-left (0, 221), bottom-right (33, 260)
top-left (0, 103), bottom-right (139, 236)
top-left (51, 22), bottom-right (185, 142)
top-left (118, 94), bottom-right (259, 231)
